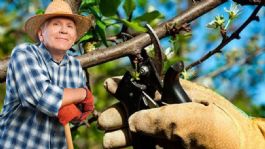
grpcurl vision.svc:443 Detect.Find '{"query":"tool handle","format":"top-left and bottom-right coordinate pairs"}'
top-left (162, 62), bottom-right (192, 104)
top-left (64, 123), bottom-right (74, 149)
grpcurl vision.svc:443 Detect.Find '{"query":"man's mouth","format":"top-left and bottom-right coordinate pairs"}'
top-left (56, 37), bottom-right (68, 41)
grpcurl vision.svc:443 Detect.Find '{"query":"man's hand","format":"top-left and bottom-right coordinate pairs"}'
top-left (76, 88), bottom-right (94, 122)
top-left (98, 77), bottom-right (265, 149)
top-left (58, 104), bottom-right (82, 126)
top-left (58, 89), bottom-right (94, 126)
top-left (80, 88), bottom-right (94, 112)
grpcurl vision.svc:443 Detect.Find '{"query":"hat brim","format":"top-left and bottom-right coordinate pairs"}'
top-left (24, 13), bottom-right (92, 42)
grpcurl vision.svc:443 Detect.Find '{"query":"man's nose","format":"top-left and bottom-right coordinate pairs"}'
top-left (59, 25), bottom-right (68, 34)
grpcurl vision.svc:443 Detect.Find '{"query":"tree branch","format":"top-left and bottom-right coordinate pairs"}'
top-left (0, 58), bottom-right (9, 83)
top-left (233, 0), bottom-right (265, 5)
top-left (201, 47), bottom-right (264, 79)
top-left (185, 5), bottom-right (262, 70)
top-left (0, 0), bottom-right (227, 83)
top-left (78, 0), bottom-right (227, 68)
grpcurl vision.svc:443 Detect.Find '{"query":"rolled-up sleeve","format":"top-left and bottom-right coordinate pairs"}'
top-left (80, 66), bottom-right (87, 87)
top-left (11, 49), bottom-right (63, 117)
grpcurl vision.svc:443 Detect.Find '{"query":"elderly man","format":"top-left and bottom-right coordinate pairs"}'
top-left (0, 0), bottom-right (93, 148)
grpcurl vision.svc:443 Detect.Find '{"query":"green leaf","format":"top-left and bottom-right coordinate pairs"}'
top-left (78, 33), bottom-right (93, 43)
top-left (134, 10), bottom-right (163, 23)
top-left (138, 0), bottom-right (147, 7)
top-left (123, 0), bottom-right (136, 17)
top-left (88, 6), bottom-right (101, 19)
top-left (118, 19), bottom-right (147, 33)
top-left (80, 0), bottom-right (98, 11)
top-left (35, 9), bottom-right (44, 15)
top-left (99, 0), bottom-right (122, 17)
top-left (177, 32), bottom-right (192, 41)
top-left (130, 70), bottom-right (140, 81)
top-left (215, 15), bottom-right (225, 26)
top-left (82, 0), bottom-right (98, 4)
top-left (96, 20), bottom-right (108, 46)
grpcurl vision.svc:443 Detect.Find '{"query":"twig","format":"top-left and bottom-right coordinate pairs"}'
top-left (200, 47), bottom-right (264, 79)
top-left (185, 5), bottom-right (262, 71)
top-left (233, 0), bottom-right (265, 5)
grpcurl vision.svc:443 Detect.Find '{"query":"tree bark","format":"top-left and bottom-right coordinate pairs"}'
top-left (0, 0), bottom-right (228, 82)
top-left (0, 58), bottom-right (9, 83)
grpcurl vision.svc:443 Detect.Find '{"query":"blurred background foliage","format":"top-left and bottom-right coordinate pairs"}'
top-left (0, 0), bottom-right (265, 148)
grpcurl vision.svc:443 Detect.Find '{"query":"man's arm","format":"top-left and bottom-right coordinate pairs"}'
top-left (61, 88), bottom-right (87, 107)
top-left (10, 45), bottom-right (88, 116)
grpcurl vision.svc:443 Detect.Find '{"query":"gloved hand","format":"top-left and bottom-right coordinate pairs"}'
top-left (58, 89), bottom-right (94, 126)
top-left (58, 104), bottom-right (82, 126)
top-left (78, 88), bottom-right (94, 115)
top-left (98, 77), bottom-right (265, 149)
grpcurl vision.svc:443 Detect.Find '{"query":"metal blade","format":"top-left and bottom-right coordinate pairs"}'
top-left (145, 24), bottom-right (164, 77)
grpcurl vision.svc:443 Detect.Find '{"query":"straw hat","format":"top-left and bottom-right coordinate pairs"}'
top-left (24, 0), bottom-right (92, 42)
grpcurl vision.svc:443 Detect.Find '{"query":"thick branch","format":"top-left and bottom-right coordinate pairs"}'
top-left (0, 0), bottom-right (227, 82)
top-left (0, 58), bottom-right (9, 83)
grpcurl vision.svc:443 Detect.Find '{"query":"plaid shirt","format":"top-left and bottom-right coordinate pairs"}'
top-left (0, 43), bottom-right (86, 149)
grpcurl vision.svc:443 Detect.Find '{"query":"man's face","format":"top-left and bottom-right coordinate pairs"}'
top-left (38, 17), bottom-right (77, 52)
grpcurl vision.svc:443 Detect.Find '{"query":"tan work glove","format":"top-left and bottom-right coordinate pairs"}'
top-left (98, 77), bottom-right (265, 149)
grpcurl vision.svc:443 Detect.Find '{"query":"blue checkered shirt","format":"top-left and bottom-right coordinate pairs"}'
top-left (0, 43), bottom-right (86, 149)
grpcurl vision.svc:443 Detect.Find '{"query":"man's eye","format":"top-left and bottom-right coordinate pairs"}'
top-left (53, 23), bottom-right (59, 26)
top-left (67, 25), bottom-right (74, 28)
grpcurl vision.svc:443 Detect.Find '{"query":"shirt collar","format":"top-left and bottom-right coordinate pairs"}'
top-left (38, 43), bottom-right (70, 66)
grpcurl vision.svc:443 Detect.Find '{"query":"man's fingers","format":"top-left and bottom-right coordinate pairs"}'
top-left (103, 129), bottom-right (131, 149)
top-left (129, 103), bottom-right (241, 149)
top-left (128, 103), bottom-right (206, 139)
top-left (104, 76), bottom-right (122, 95)
top-left (98, 102), bottom-right (127, 131)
